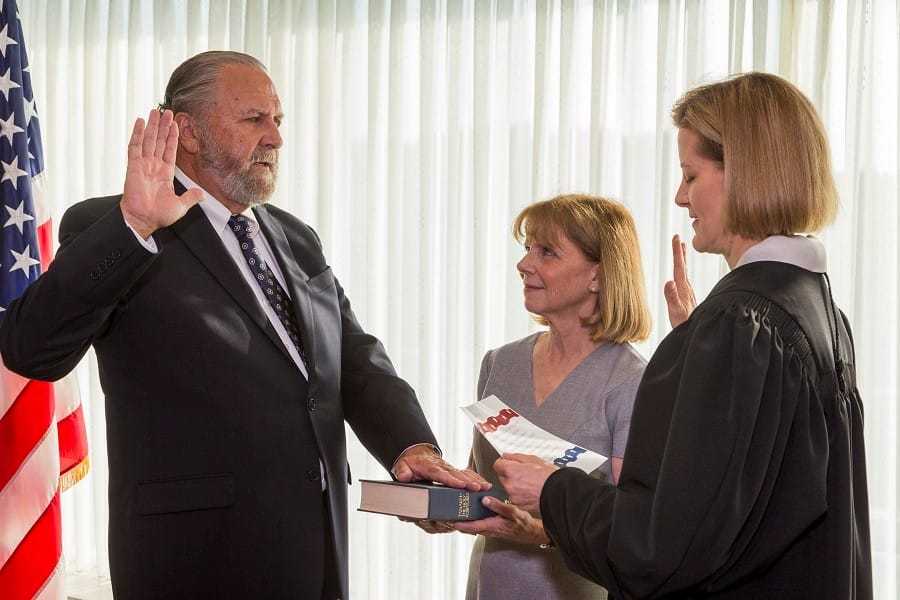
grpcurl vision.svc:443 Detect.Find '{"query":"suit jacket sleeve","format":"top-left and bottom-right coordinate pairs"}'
top-left (294, 219), bottom-right (438, 469)
top-left (0, 199), bottom-right (157, 381)
top-left (540, 300), bottom-right (828, 598)
top-left (333, 274), bottom-right (438, 469)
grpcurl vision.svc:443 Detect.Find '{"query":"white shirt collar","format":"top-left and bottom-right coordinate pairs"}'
top-left (735, 235), bottom-right (827, 273)
top-left (174, 166), bottom-right (256, 234)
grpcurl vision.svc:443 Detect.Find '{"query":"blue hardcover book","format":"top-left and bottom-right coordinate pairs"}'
top-left (358, 480), bottom-right (506, 521)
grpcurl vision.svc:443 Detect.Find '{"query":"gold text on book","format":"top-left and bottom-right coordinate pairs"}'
top-left (458, 492), bottom-right (470, 518)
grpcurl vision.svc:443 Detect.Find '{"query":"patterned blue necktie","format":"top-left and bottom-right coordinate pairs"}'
top-left (228, 214), bottom-right (309, 369)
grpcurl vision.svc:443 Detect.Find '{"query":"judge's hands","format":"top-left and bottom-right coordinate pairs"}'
top-left (409, 518), bottom-right (456, 535)
top-left (392, 445), bottom-right (490, 492)
top-left (663, 234), bottom-right (697, 328)
top-left (453, 496), bottom-right (550, 545)
top-left (121, 109), bottom-right (203, 239)
top-left (493, 453), bottom-right (557, 516)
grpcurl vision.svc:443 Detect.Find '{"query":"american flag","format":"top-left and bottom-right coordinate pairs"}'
top-left (0, 1), bottom-right (89, 598)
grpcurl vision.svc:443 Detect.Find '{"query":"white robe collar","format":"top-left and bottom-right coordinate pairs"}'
top-left (735, 235), bottom-right (827, 273)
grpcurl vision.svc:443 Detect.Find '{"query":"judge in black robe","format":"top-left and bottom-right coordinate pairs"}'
top-left (491, 72), bottom-right (872, 599)
top-left (538, 250), bottom-right (869, 598)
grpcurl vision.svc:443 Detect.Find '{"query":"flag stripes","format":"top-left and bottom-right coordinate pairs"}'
top-left (0, 490), bottom-right (62, 600)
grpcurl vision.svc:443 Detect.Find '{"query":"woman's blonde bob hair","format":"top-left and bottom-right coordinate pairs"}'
top-left (513, 194), bottom-right (651, 344)
top-left (671, 72), bottom-right (838, 238)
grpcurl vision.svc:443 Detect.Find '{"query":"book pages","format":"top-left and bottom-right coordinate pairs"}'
top-left (461, 395), bottom-right (607, 474)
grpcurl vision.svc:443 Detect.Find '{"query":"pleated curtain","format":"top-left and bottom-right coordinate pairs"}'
top-left (18, 1), bottom-right (899, 598)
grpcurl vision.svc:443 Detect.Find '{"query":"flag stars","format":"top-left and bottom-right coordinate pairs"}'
top-left (9, 244), bottom-right (39, 275)
top-left (0, 111), bottom-right (23, 146)
top-left (23, 96), bottom-right (37, 124)
top-left (0, 67), bottom-right (19, 101)
top-left (4, 200), bottom-right (33, 234)
top-left (1, 156), bottom-right (27, 189)
top-left (0, 24), bottom-right (17, 58)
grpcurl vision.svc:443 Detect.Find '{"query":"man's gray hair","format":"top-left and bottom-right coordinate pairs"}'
top-left (160, 51), bottom-right (267, 117)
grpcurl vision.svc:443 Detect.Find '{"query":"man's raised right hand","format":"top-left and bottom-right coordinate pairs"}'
top-left (120, 109), bottom-right (203, 239)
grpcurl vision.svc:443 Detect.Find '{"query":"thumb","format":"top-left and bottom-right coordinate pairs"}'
top-left (179, 188), bottom-right (204, 209)
top-left (664, 280), bottom-right (680, 307)
top-left (664, 280), bottom-right (687, 327)
top-left (483, 496), bottom-right (516, 519)
top-left (392, 461), bottom-right (414, 482)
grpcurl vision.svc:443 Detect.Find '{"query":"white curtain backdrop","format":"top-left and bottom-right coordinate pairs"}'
top-left (17, 1), bottom-right (899, 598)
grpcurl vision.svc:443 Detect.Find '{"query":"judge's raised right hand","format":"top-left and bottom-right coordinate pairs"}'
top-left (120, 109), bottom-right (203, 240)
top-left (663, 234), bottom-right (697, 328)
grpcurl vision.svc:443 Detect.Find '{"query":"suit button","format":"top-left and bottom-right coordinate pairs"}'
top-left (307, 397), bottom-right (317, 411)
top-left (306, 468), bottom-right (320, 482)
top-left (111, 249), bottom-right (122, 259)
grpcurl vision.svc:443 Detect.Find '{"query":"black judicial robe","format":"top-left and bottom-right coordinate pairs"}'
top-left (540, 261), bottom-right (872, 599)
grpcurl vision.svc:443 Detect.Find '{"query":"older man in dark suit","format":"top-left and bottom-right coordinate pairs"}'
top-left (0, 51), bottom-right (486, 599)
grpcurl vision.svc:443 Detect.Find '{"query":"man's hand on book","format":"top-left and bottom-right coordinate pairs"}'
top-left (453, 497), bottom-right (550, 545)
top-left (392, 445), bottom-right (490, 492)
top-left (493, 453), bottom-right (557, 516)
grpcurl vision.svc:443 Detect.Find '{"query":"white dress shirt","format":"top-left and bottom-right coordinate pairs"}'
top-left (172, 168), bottom-right (309, 379)
top-left (126, 168), bottom-right (311, 379)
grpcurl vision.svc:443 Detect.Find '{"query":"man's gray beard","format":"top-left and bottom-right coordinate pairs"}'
top-left (196, 131), bottom-right (278, 208)
top-left (221, 165), bottom-right (277, 208)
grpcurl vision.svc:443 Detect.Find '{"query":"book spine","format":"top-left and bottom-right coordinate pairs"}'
top-left (428, 489), bottom-right (497, 521)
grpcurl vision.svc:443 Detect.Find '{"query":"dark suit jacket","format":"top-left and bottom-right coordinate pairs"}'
top-left (0, 187), bottom-right (438, 599)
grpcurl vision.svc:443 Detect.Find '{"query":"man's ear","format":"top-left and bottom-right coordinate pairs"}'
top-left (174, 112), bottom-right (200, 155)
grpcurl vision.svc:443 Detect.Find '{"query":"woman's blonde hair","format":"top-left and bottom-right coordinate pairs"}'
top-left (513, 194), bottom-right (651, 344)
top-left (671, 72), bottom-right (838, 237)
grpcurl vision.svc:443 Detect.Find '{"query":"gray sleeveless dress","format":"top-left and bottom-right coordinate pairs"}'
top-left (465, 333), bottom-right (646, 600)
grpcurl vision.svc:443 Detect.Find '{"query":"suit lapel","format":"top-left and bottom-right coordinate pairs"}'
top-left (254, 206), bottom-right (318, 379)
top-left (169, 191), bottom-right (293, 362)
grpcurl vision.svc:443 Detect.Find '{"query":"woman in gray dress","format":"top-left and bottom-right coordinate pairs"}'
top-left (422, 194), bottom-right (651, 599)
